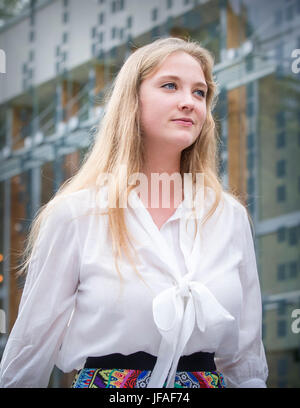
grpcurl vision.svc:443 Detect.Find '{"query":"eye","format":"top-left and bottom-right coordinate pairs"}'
top-left (162, 82), bottom-right (177, 90)
top-left (161, 82), bottom-right (206, 98)
top-left (194, 89), bottom-right (206, 98)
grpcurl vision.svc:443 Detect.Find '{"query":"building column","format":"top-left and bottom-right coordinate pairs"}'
top-left (62, 79), bottom-right (80, 122)
top-left (9, 173), bottom-right (26, 330)
top-left (88, 63), bottom-right (107, 120)
top-left (61, 78), bottom-right (80, 181)
top-left (88, 66), bottom-right (96, 119)
top-left (94, 63), bottom-right (105, 95)
top-left (227, 86), bottom-right (247, 201)
top-left (55, 82), bottom-right (63, 131)
top-left (1, 179), bottom-right (10, 343)
top-left (5, 107), bottom-right (13, 154)
top-left (226, 1), bottom-right (247, 203)
top-left (31, 165), bottom-right (41, 218)
top-left (11, 106), bottom-right (32, 151)
top-left (219, 0), bottom-right (227, 62)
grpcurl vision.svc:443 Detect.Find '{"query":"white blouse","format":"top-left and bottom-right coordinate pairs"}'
top-left (0, 186), bottom-right (268, 388)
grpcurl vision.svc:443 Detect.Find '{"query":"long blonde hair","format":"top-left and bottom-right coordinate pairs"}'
top-left (16, 37), bottom-right (242, 281)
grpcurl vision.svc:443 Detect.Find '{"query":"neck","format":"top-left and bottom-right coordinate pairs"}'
top-left (141, 145), bottom-right (181, 177)
top-left (140, 146), bottom-right (183, 209)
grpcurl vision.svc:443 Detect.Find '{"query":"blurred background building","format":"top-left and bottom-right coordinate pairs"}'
top-left (0, 0), bottom-right (299, 388)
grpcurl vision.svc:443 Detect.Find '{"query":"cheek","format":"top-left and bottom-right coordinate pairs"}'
top-left (140, 99), bottom-right (168, 130)
top-left (140, 104), bottom-right (155, 130)
top-left (196, 104), bottom-right (207, 127)
top-left (139, 103), bottom-right (161, 137)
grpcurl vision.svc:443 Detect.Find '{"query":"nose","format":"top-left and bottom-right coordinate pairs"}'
top-left (177, 91), bottom-right (194, 111)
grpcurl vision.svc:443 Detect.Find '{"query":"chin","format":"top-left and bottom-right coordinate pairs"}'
top-left (172, 134), bottom-right (196, 150)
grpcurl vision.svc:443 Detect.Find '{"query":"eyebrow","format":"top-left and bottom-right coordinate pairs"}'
top-left (156, 75), bottom-right (208, 90)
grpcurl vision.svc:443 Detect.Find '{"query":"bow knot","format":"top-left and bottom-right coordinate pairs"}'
top-left (176, 278), bottom-right (190, 298)
top-left (148, 278), bottom-right (235, 388)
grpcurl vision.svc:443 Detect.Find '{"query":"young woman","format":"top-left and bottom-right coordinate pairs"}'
top-left (0, 37), bottom-right (268, 388)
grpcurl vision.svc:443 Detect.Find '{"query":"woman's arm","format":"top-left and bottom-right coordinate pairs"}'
top-left (215, 205), bottom-right (268, 388)
top-left (0, 198), bottom-right (80, 387)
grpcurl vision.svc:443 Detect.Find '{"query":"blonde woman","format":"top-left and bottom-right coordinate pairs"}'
top-left (0, 37), bottom-right (268, 388)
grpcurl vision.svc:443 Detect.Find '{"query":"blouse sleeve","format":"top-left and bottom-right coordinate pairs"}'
top-left (0, 198), bottom-right (80, 388)
top-left (214, 205), bottom-right (268, 388)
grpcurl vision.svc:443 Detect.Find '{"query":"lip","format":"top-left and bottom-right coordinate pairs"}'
top-left (172, 118), bottom-right (194, 126)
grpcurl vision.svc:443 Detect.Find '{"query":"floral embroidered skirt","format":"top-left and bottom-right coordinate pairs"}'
top-left (71, 368), bottom-right (226, 388)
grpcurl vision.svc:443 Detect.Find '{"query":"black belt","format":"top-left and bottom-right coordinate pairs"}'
top-left (84, 351), bottom-right (216, 371)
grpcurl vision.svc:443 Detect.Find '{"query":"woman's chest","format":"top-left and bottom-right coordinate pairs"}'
top-left (76, 209), bottom-right (244, 319)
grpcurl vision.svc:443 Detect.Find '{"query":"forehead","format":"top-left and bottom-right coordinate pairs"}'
top-left (147, 51), bottom-right (206, 82)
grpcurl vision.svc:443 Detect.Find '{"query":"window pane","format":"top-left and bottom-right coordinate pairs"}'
top-left (277, 320), bottom-right (287, 337)
top-left (277, 264), bottom-right (286, 280)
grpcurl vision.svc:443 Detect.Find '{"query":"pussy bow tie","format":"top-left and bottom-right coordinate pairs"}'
top-left (147, 275), bottom-right (235, 388)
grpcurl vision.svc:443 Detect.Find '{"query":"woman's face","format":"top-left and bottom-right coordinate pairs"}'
top-left (139, 51), bottom-right (207, 153)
